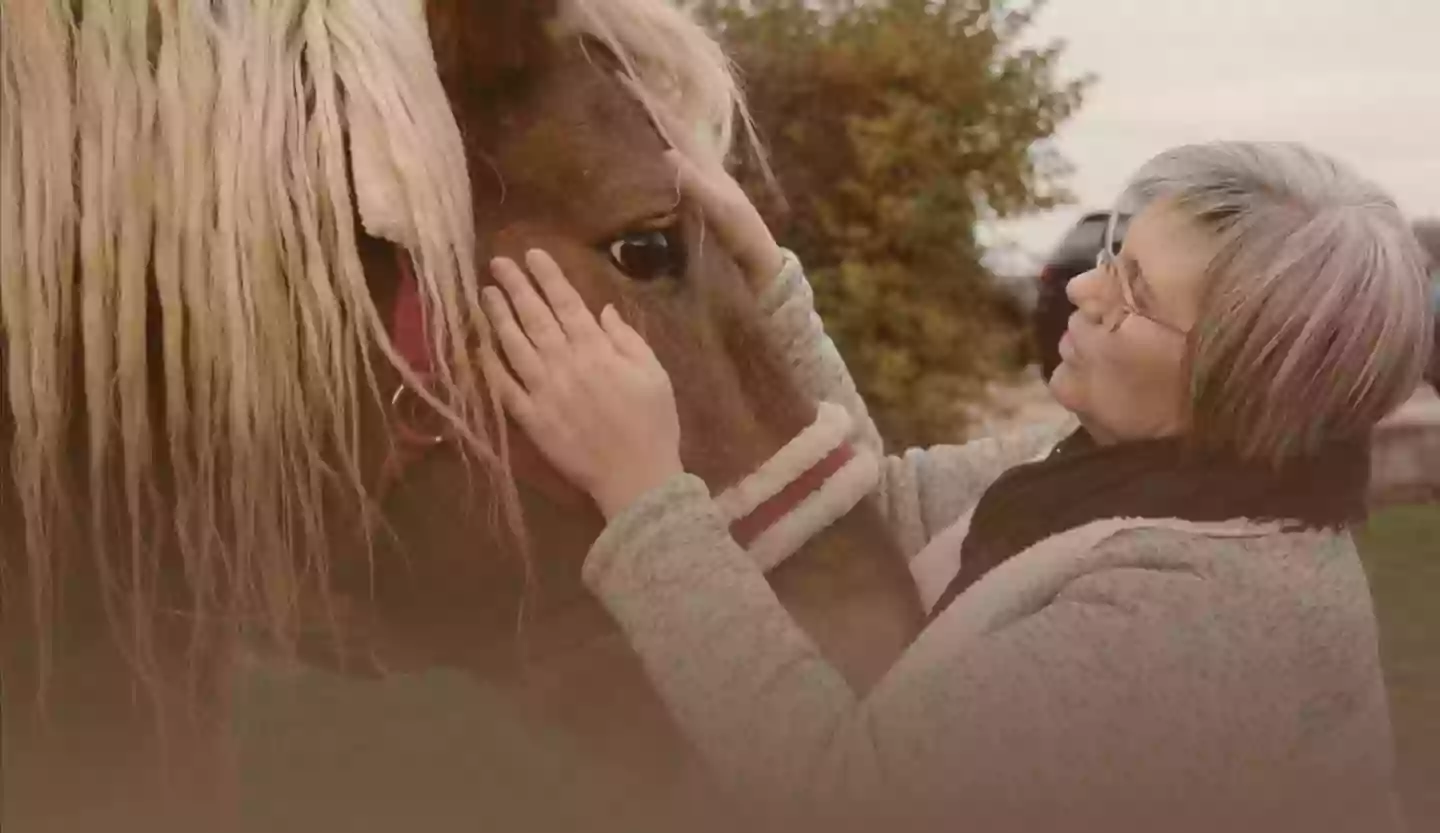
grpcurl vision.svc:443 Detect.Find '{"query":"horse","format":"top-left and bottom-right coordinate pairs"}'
top-left (0, 1), bottom-right (924, 830)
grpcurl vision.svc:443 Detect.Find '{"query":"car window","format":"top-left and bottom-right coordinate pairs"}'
top-left (1053, 214), bottom-right (1129, 262)
top-left (1055, 217), bottom-right (1105, 259)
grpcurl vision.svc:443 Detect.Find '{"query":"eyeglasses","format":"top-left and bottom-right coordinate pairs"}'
top-left (1095, 211), bottom-right (1189, 337)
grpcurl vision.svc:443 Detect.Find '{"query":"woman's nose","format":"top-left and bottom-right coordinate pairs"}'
top-left (1066, 267), bottom-right (1111, 323)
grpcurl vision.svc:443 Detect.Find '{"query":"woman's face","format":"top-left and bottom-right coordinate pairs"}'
top-left (1048, 203), bottom-right (1211, 444)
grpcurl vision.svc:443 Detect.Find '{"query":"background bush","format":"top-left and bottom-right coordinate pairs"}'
top-left (690, 0), bottom-right (1089, 447)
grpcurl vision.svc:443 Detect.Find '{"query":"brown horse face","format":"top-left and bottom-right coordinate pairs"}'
top-left (333, 2), bottom-right (916, 678)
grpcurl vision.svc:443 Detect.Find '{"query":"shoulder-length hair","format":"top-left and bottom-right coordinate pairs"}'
top-left (1120, 142), bottom-right (1434, 465)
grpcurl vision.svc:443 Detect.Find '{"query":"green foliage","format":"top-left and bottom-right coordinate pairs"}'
top-left (690, 0), bottom-right (1089, 447)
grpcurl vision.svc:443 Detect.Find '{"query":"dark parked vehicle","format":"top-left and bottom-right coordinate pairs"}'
top-left (1428, 274), bottom-right (1439, 392)
top-left (1422, 223), bottom-right (1440, 392)
top-left (1033, 210), bottom-right (1130, 380)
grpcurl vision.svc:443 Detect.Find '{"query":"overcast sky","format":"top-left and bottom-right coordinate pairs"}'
top-left (991, 0), bottom-right (1440, 262)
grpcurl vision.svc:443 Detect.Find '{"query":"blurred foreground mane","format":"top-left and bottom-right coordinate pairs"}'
top-left (0, 0), bottom-right (752, 700)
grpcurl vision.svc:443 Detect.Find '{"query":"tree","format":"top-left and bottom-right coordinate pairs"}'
top-left (691, 0), bottom-right (1089, 447)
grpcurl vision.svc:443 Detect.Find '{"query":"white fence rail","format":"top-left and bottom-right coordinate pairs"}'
top-left (1371, 387), bottom-right (1440, 508)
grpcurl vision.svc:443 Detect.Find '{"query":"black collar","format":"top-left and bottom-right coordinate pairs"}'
top-left (927, 429), bottom-right (1370, 621)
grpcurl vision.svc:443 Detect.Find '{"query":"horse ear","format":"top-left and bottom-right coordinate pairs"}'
top-left (426, 0), bottom-right (561, 89)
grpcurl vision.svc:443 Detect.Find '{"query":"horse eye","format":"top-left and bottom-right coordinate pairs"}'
top-left (607, 225), bottom-right (686, 283)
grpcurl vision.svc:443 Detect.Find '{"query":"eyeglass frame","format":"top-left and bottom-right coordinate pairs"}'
top-left (1095, 210), bottom-right (1190, 337)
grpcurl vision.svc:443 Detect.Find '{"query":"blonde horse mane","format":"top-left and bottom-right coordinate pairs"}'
top-left (0, 0), bottom-right (750, 696)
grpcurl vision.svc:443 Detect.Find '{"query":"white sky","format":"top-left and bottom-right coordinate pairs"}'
top-left (990, 0), bottom-right (1440, 263)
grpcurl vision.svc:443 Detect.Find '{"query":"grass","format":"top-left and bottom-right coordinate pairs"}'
top-left (1355, 504), bottom-right (1440, 827)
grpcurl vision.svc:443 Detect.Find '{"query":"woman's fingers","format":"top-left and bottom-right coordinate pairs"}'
top-left (490, 257), bottom-right (568, 358)
top-left (486, 253), bottom-right (664, 400)
top-left (480, 345), bottom-right (558, 457)
top-left (479, 345), bottom-right (533, 416)
top-left (665, 150), bottom-right (745, 260)
top-left (523, 250), bottom-right (607, 346)
top-left (664, 149), bottom-right (783, 287)
top-left (481, 286), bottom-right (549, 391)
top-left (600, 305), bottom-right (657, 367)
top-left (666, 149), bottom-right (734, 224)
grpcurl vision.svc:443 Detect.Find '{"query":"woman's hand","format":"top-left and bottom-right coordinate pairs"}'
top-left (481, 250), bottom-right (683, 520)
top-left (665, 149), bottom-right (784, 291)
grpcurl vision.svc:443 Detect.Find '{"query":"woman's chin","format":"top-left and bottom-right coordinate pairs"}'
top-left (1046, 361), bottom-right (1081, 412)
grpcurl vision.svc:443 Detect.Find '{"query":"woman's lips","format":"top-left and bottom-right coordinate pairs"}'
top-left (1059, 330), bottom-right (1077, 364)
top-left (1060, 312), bottom-right (1088, 367)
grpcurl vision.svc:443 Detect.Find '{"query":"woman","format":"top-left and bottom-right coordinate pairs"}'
top-left (479, 141), bottom-right (1433, 832)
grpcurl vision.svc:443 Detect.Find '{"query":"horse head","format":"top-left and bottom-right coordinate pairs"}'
top-left (330, 0), bottom-right (923, 734)
top-left (0, 0), bottom-right (921, 825)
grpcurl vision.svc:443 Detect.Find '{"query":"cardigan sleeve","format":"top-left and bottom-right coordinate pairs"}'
top-left (582, 474), bottom-right (1285, 829)
top-left (757, 251), bottom-right (1075, 560)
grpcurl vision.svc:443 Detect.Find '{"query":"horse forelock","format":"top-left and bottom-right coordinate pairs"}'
top-left (557, 0), bottom-right (748, 164)
top-left (0, 0), bottom-right (503, 691)
top-left (0, 0), bottom-right (754, 697)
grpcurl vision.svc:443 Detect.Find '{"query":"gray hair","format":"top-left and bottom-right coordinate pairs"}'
top-left (1119, 141), bottom-right (1434, 465)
